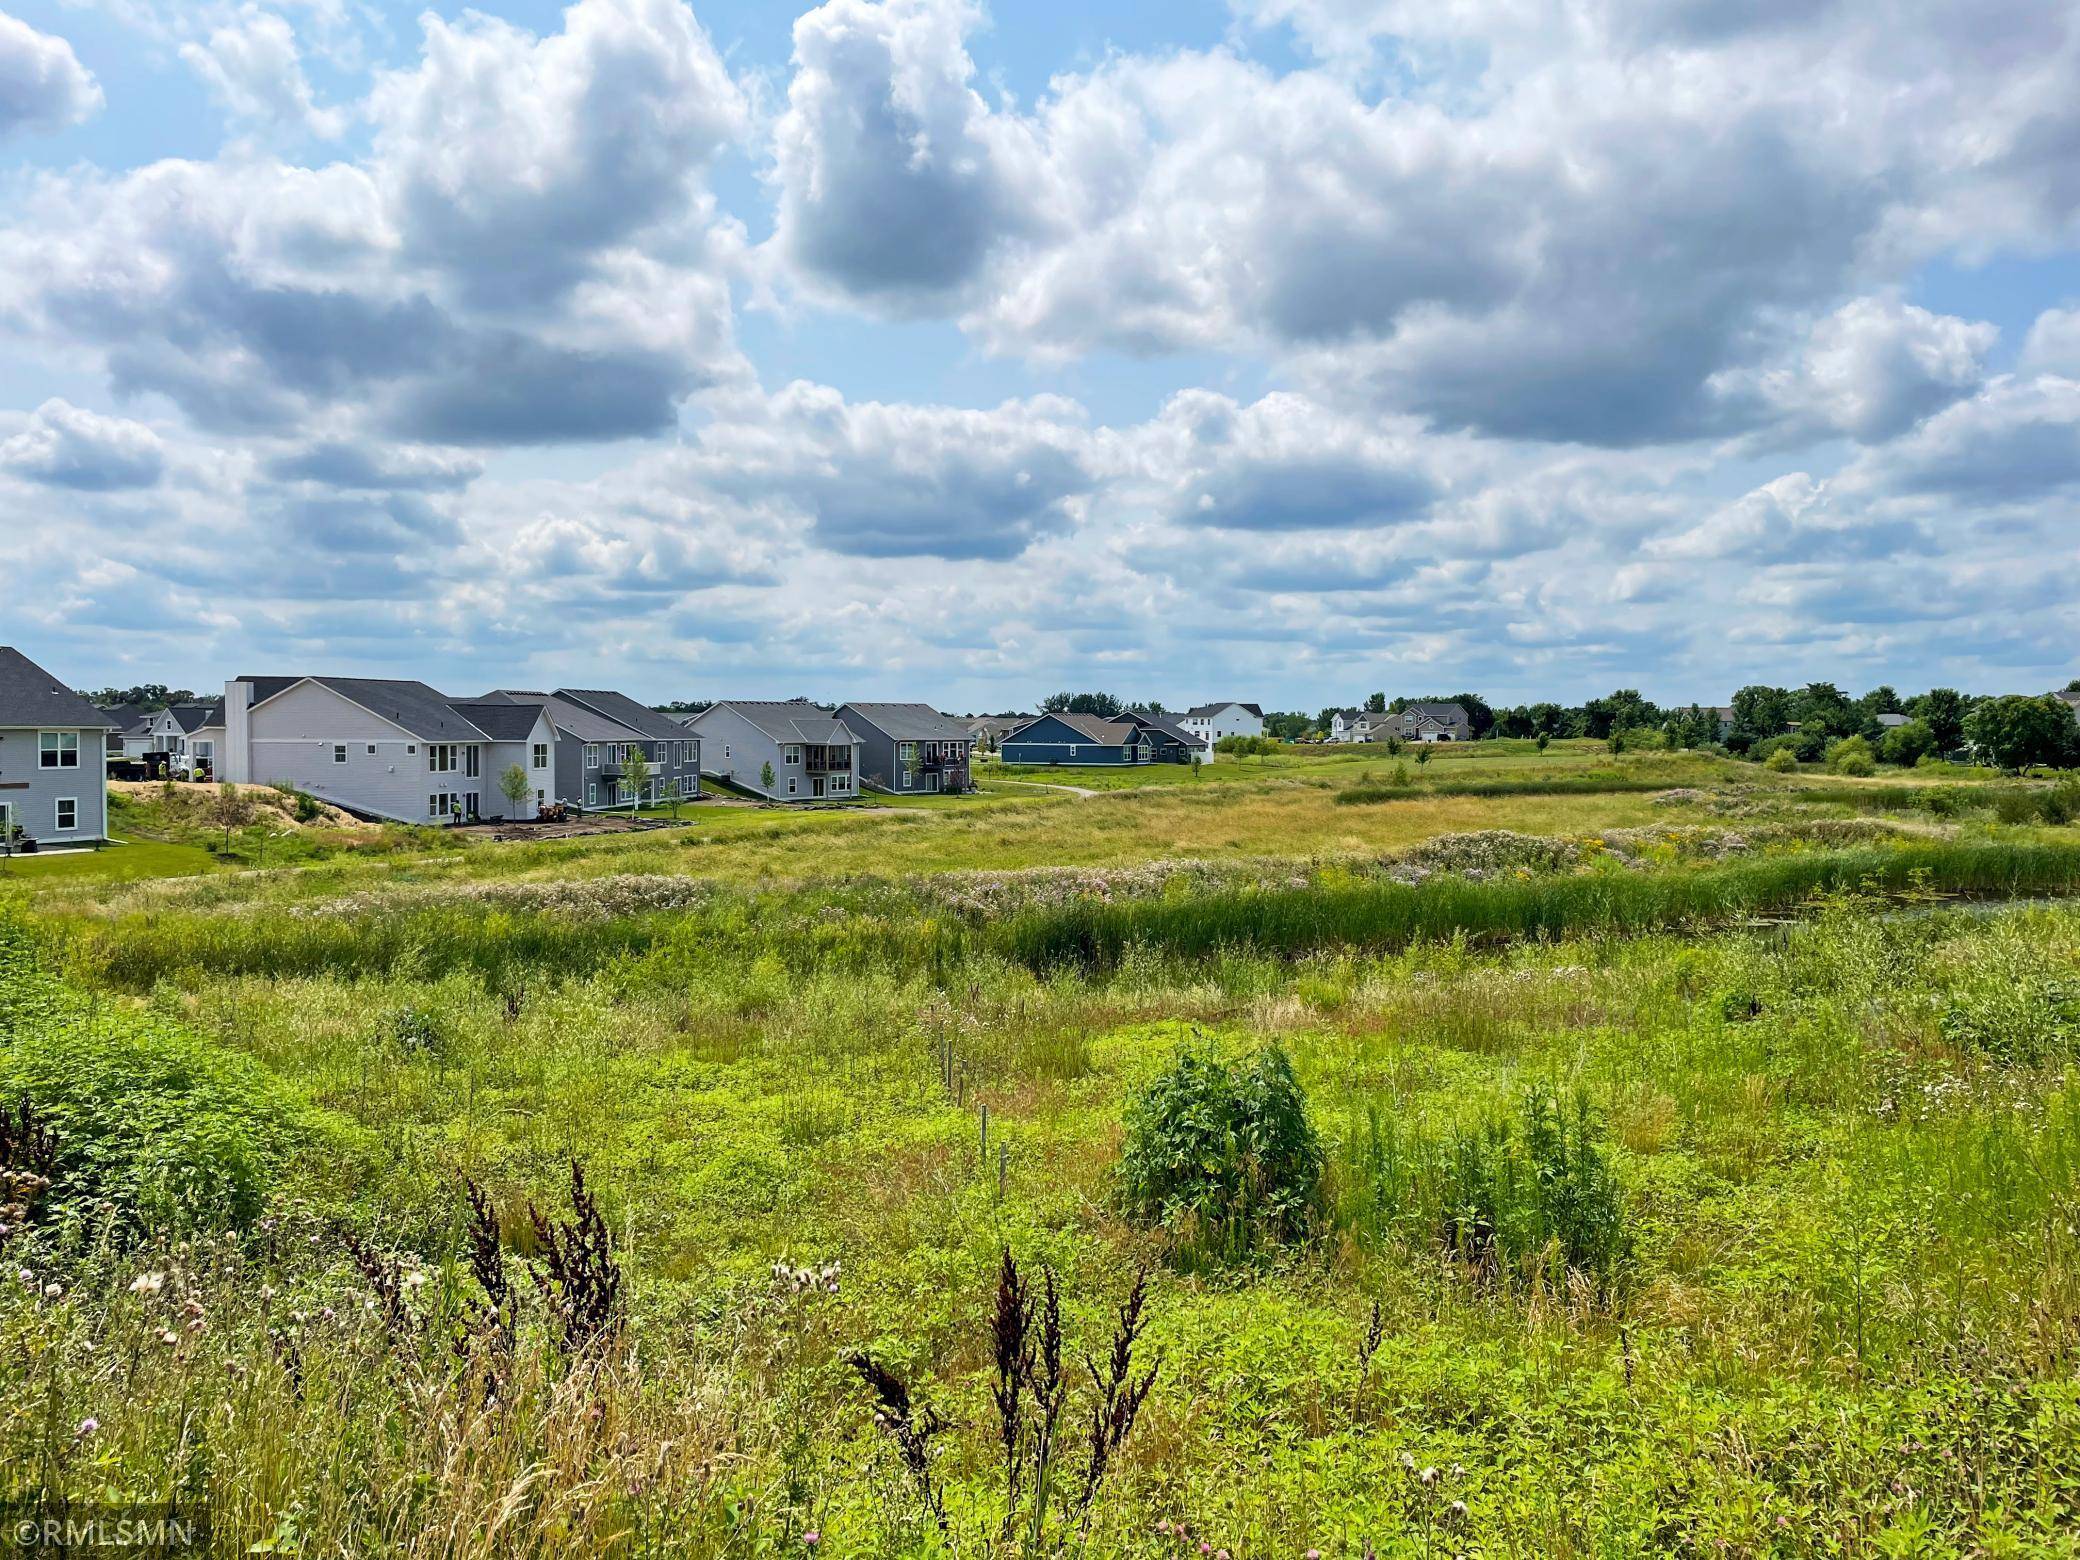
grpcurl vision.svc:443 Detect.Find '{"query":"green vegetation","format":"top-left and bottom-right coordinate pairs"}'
top-left (5, 743), bottom-right (2080, 1551)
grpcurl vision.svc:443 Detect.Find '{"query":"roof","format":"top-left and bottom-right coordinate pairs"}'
top-left (1875, 712), bottom-right (1910, 727)
top-left (479, 690), bottom-right (643, 744)
top-left (446, 701), bottom-right (551, 742)
top-left (1399, 702), bottom-right (1470, 723)
top-left (1119, 710), bottom-right (1201, 746)
top-left (0, 648), bottom-right (120, 729)
top-left (243, 675), bottom-right (490, 742)
top-left (1010, 711), bottom-right (1148, 745)
top-left (165, 701), bottom-right (225, 734)
top-left (837, 702), bottom-right (972, 742)
top-left (699, 699), bottom-right (856, 746)
top-left (555, 688), bottom-right (690, 742)
top-left (1184, 701), bottom-right (1264, 719)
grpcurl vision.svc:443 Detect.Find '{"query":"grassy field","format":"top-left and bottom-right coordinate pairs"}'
top-left (4, 747), bottom-right (2079, 1554)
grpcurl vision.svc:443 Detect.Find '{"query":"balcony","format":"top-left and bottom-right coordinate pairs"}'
top-left (803, 746), bottom-right (851, 774)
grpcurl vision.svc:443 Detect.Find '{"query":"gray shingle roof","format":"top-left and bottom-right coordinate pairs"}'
top-left (243, 676), bottom-right (491, 742)
top-left (0, 648), bottom-right (119, 729)
top-left (1184, 701), bottom-right (1263, 719)
top-left (447, 701), bottom-right (550, 742)
top-left (165, 701), bottom-right (224, 734)
top-left (555, 688), bottom-right (690, 742)
top-left (480, 690), bottom-right (643, 744)
top-left (1119, 710), bottom-right (1201, 746)
top-left (700, 700), bottom-right (857, 746)
top-left (1017, 711), bottom-right (1148, 745)
top-left (836, 702), bottom-right (971, 742)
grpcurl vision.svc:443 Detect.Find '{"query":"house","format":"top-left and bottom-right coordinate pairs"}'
top-left (999, 711), bottom-right (1156, 766)
top-left (548, 689), bottom-right (703, 807)
top-left (219, 676), bottom-right (547, 825)
top-left (444, 699), bottom-right (568, 819)
top-left (1117, 709), bottom-right (1209, 763)
top-left (1179, 702), bottom-right (1264, 745)
top-left (0, 647), bottom-right (118, 847)
top-left (140, 700), bottom-right (227, 776)
top-left (471, 691), bottom-right (653, 812)
top-left (1874, 712), bottom-right (1910, 730)
top-left (688, 700), bottom-right (859, 800)
top-left (836, 704), bottom-right (974, 794)
top-left (2058, 690), bottom-right (2080, 725)
top-left (1375, 702), bottom-right (1472, 743)
top-left (1328, 710), bottom-right (1364, 742)
top-left (1339, 710), bottom-right (1395, 743)
top-left (94, 703), bottom-right (153, 759)
top-left (966, 716), bottom-right (1032, 754)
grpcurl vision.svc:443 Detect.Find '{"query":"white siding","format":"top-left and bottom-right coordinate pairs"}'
top-left (245, 680), bottom-right (482, 823)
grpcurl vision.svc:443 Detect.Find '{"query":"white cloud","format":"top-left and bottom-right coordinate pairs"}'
top-left (2021, 306), bottom-right (2080, 378)
top-left (181, 7), bottom-right (344, 138)
top-left (0, 11), bottom-right (100, 140)
top-left (0, 398), bottom-right (165, 489)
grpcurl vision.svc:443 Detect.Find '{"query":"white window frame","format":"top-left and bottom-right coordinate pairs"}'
top-left (466, 746), bottom-right (481, 779)
top-left (787, 776), bottom-right (797, 794)
top-left (784, 744), bottom-right (802, 765)
top-left (333, 743), bottom-right (348, 764)
top-left (533, 743), bottom-right (549, 769)
top-left (39, 731), bottom-right (79, 769)
top-left (55, 797), bottom-right (77, 832)
top-left (584, 744), bottom-right (600, 769)
top-left (586, 781), bottom-right (599, 806)
top-left (367, 744), bottom-right (378, 756)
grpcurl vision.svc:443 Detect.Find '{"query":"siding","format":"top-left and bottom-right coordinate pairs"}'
top-left (245, 680), bottom-right (484, 824)
top-left (0, 727), bottom-right (108, 844)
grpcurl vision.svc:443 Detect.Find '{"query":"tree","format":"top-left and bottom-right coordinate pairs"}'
top-left (1964, 695), bottom-right (2078, 772)
top-left (1791, 683), bottom-right (1857, 741)
top-left (1365, 692), bottom-right (1387, 713)
top-left (760, 759), bottom-right (776, 793)
top-left (1415, 744), bottom-right (1432, 765)
top-left (1826, 734), bottom-right (1875, 776)
top-left (1042, 692), bottom-right (1124, 718)
top-left (621, 744), bottom-right (652, 809)
top-left (1535, 732), bottom-right (1551, 752)
top-left (207, 782), bottom-right (252, 851)
top-left (1728, 685), bottom-right (1793, 750)
top-left (1879, 718), bottom-right (1935, 767)
top-left (1905, 688), bottom-right (1968, 752)
top-left (499, 762), bottom-right (532, 819)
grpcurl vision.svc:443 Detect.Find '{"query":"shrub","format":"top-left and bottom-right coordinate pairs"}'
top-left (1879, 719), bottom-right (1936, 767)
top-left (1118, 1035), bottom-right (1322, 1259)
top-left (1827, 735), bottom-right (1876, 776)
top-left (1764, 747), bottom-right (1799, 773)
top-left (2041, 777), bottom-right (2080, 826)
top-left (1434, 1087), bottom-right (1629, 1290)
top-left (1995, 791), bottom-right (2042, 825)
top-left (1214, 735), bottom-right (1281, 757)
top-left (1941, 979), bottom-right (2080, 1064)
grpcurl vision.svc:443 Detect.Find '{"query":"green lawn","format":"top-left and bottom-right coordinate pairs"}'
top-left (0, 836), bottom-right (217, 883)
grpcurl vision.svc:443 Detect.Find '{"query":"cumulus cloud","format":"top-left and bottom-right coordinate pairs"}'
top-left (0, 399), bottom-right (165, 489)
top-left (771, 0), bottom-right (1048, 309)
top-left (0, 10), bottom-right (101, 139)
top-left (1854, 377), bottom-right (2080, 501)
top-left (181, 8), bottom-right (344, 138)
top-left (680, 382), bottom-right (1099, 559)
top-left (2021, 306), bottom-right (2080, 378)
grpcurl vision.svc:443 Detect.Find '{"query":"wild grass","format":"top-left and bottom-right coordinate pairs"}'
top-left (8, 783), bottom-right (2080, 1551)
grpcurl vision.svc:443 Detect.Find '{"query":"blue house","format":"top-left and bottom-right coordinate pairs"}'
top-left (999, 712), bottom-right (1156, 766)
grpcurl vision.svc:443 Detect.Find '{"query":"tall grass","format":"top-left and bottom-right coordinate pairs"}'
top-left (993, 839), bottom-right (2080, 971)
top-left (1336, 772), bottom-right (1693, 803)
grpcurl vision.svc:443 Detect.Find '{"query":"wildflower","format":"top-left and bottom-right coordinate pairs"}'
top-left (74, 1418), bottom-right (97, 1438)
top-left (802, 1533), bottom-right (820, 1549)
top-left (129, 1272), bottom-right (165, 1295)
top-left (402, 1270), bottom-right (428, 1290)
top-left (1399, 1451), bottom-right (1416, 1471)
top-left (1307, 1550), bottom-right (1323, 1558)
top-left (1420, 1466), bottom-right (1439, 1487)
top-left (159, 1330), bottom-right (179, 1347)
top-left (42, 1282), bottom-right (62, 1299)
top-left (1448, 1501), bottom-right (1467, 1521)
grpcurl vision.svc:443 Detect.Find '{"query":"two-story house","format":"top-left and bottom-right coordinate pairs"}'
top-left (472, 690), bottom-right (700, 811)
top-left (1179, 702), bottom-right (1264, 748)
top-left (687, 701), bottom-right (858, 800)
top-left (1375, 702), bottom-right (1472, 743)
top-left (1117, 709), bottom-right (1208, 763)
top-left (0, 647), bottom-right (118, 848)
top-left (219, 676), bottom-right (545, 824)
top-left (553, 689), bottom-right (702, 806)
top-left (142, 700), bottom-right (226, 776)
top-left (836, 703), bottom-right (974, 794)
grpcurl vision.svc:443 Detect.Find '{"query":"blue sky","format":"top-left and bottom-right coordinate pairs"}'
top-left (1, 0), bottom-right (2077, 713)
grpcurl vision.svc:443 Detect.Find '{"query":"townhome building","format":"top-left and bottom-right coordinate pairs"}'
top-left (218, 676), bottom-right (541, 824)
top-left (551, 689), bottom-right (702, 805)
top-left (470, 691), bottom-right (645, 811)
top-left (999, 711), bottom-right (1157, 765)
top-left (835, 703), bottom-right (974, 793)
top-left (687, 701), bottom-right (858, 800)
top-left (1117, 708), bottom-right (1209, 763)
top-left (0, 647), bottom-right (117, 848)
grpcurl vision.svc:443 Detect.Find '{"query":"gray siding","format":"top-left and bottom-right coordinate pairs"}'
top-left (244, 680), bottom-right (485, 824)
top-left (690, 707), bottom-right (853, 801)
top-left (0, 726), bottom-right (108, 844)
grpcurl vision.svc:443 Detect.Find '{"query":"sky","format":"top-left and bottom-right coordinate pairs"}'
top-left (0, 0), bottom-right (2077, 713)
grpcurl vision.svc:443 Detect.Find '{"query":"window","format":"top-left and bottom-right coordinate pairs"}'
top-left (532, 743), bottom-right (548, 769)
top-left (784, 744), bottom-right (802, 765)
top-left (333, 744), bottom-right (348, 764)
top-left (38, 731), bottom-right (78, 769)
top-left (406, 745), bottom-right (416, 755)
top-left (55, 798), bottom-right (77, 832)
top-left (367, 744), bottom-right (377, 756)
top-left (898, 741), bottom-right (917, 763)
top-left (586, 781), bottom-right (599, 806)
top-left (723, 744), bottom-right (731, 760)
top-left (584, 744), bottom-right (600, 769)
top-left (465, 746), bottom-right (480, 779)
top-left (787, 777), bottom-right (797, 794)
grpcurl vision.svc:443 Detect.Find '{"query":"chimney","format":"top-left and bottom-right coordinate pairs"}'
top-left (222, 680), bottom-right (254, 783)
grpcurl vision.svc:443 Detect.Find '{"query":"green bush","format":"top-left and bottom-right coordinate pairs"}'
top-left (1879, 719), bottom-right (1936, 767)
top-left (1118, 1036), bottom-right (1322, 1259)
top-left (1214, 735), bottom-right (1282, 757)
top-left (1995, 791), bottom-right (2043, 825)
top-left (1827, 735), bottom-right (1876, 776)
top-left (0, 915), bottom-right (322, 1234)
top-left (1764, 746), bottom-right (1799, 773)
top-left (2041, 777), bottom-right (2080, 826)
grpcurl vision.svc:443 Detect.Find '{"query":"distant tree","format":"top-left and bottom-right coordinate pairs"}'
top-left (2067, 678), bottom-right (2080, 693)
top-left (1964, 695), bottom-right (2078, 772)
top-left (1790, 683), bottom-right (1857, 741)
top-left (1878, 718), bottom-right (1935, 767)
top-left (1905, 687), bottom-right (1968, 752)
top-left (656, 699), bottom-right (713, 714)
top-left (621, 744), bottom-right (652, 808)
top-left (1043, 692), bottom-right (1125, 718)
top-left (1365, 692), bottom-right (1387, 713)
top-left (760, 759), bottom-right (776, 792)
top-left (1317, 706), bottom-right (1346, 733)
top-left (1729, 685), bottom-right (1793, 749)
top-left (1133, 699), bottom-right (1169, 715)
top-left (1826, 734), bottom-right (1876, 776)
top-left (499, 762), bottom-right (531, 818)
top-left (82, 683), bottom-right (195, 710)
top-left (1535, 732), bottom-right (1551, 752)
top-left (1263, 712), bottom-right (1312, 741)
top-left (1415, 744), bottom-right (1432, 765)
top-left (1041, 692), bottom-right (1073, 713)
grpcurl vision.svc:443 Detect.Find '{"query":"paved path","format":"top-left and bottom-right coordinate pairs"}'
top-left (982, 777), bottom-right (1102, 798)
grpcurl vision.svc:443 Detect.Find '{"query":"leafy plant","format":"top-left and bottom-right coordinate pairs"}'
top-left (1118, 1036), bottom-right (1323, 1258)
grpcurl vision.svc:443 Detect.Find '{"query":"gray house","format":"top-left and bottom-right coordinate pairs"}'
top-left (1376, 702), bottom-right (1472, 742)
top-left (0, 646), bottom-right (118, 847)
top-left (688, 700), bottom-right (858, 800)
top-left (470, 690), bottom-right (691, 812)
top-left (836, 703), bottom-right (974, 794)
top-left (553, 689), bottom-right (702, 806)
top-left (141, 700), bottom-right (226, 776)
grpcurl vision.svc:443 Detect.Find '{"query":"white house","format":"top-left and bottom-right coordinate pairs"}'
top-left (1179, 702), bottom-right (1264, 746)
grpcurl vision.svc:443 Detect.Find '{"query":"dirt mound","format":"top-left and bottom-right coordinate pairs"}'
top-left (110, 780), bottom-right (379, 831)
